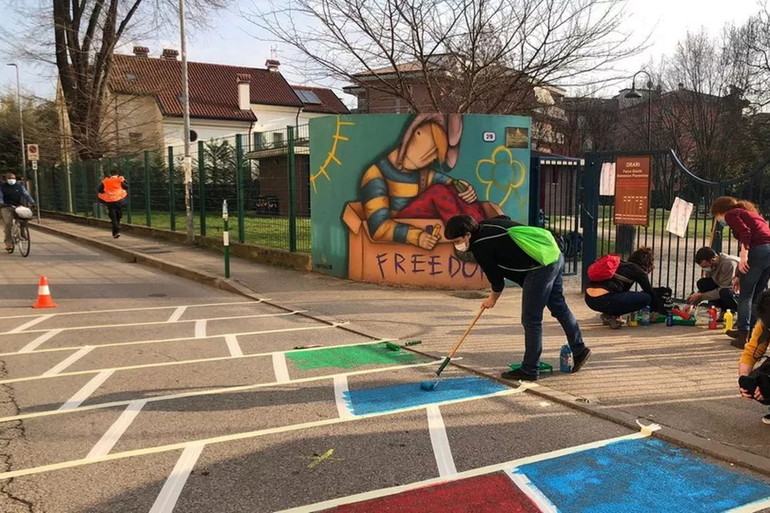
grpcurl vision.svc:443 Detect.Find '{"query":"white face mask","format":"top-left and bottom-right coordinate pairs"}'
top-left (454, 241), bottom-right (469, 252)
top-left (6, 179), bottom-right (16, 185)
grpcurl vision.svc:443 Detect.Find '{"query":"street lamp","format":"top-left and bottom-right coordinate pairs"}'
top-left (6, 63), bottom-right (26, 175)
top-left (624, 70), bottom-right (654, 150)
top-left (179, 0), bottom-right (194, 244)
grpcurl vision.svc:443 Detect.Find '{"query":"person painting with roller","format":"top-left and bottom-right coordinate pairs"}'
top-left (445, 214), bottom-right (591, 381)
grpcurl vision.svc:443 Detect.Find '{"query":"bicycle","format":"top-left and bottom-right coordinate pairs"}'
top-left (6, 205), bottom-right (32, 257)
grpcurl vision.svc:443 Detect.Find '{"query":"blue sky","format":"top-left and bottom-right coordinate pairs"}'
top-left (0, 0), bottom-right (762, 102)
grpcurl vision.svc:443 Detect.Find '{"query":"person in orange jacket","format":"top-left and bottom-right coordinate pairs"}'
top-left (97, 170), bottom-right (128, 238)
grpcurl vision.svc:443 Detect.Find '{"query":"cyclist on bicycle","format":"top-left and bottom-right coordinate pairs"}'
top-left (0, 173), bottom-right (35, 252)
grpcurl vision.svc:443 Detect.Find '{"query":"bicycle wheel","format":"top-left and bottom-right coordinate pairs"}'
top-left (18, 224), bottom-right (30, 257)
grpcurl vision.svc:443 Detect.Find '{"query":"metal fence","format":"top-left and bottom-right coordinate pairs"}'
top-left (582, 149), bottom-right (770, 299)
top-left (37, 125), bottom-right (311, 253)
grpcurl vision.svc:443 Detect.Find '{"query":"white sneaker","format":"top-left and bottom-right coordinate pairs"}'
top-left (762, 414), bottom-right (770, 425)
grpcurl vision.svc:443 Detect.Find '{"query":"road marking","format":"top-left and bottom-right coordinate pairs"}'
top-left (0, 386), bottom-right (526, 481)
top-left (195, 320), bottom-right (206, 339)
top-left (333, 375), bottom-right (353, 419)
top-left (149, 442), bottom-right (205, 513)
top-left (0, 310), bottom-right (308, 336)
top-left (0, 323), bottom-right (338, 357)
top-left (272, 353), bottom-right (290, 383)
top-left (0, 339), bottom-right (392, 385)
top-left (426, 405), bottom-right (456, 477)
top-left (17, 329), bottom-right (63, 353)
top-left (725, 497), bottom-right (770, 513)
top-left (8, 314), bottom-right (54, 333)
top-left (167, 307), bottom-right (187, 323)
top-left (0, 300), bottom-right (271, 320)
top-left (42, 346), bottom-right (94, 376)
top-left (224, 335), bottom-right (243, 357)
top-left (87, 400), bottom-right (147, 459)
top-left (58, 370), bottom-right (115, 411)
top-left (0, 360), bottom-right (439, 424)
top-left (508, 470), bottom-right (558, 513)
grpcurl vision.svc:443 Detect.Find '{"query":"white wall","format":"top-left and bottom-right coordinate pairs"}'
top-left (250, 104), bottom-right (337, 132)
top-left (162, 118), bottom-right (253, 149)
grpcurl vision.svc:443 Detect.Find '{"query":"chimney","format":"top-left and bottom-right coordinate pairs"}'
top-left (265, 59), bottom-right (280, 72)
top-left (237, 73), bottom-right (251, 110)
top-left (161, 48), bottom-right (179, 60)
top-left (133, 46), bottom-right (149, 58)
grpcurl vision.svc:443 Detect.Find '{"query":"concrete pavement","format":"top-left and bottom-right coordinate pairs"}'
top-left (30, 217), bottom-right (770, 477)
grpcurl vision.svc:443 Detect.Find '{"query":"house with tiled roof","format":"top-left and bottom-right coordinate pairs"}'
top-left (98, 47), bottom-right (348, 154)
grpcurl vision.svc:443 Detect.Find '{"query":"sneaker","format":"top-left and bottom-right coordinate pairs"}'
top-left (763, 414), bottom-right (770, 425)
top-left (730, 331), bottom-right (748, 349)
top-left (500, 368), bottom-right (538, 381)
top-left (113, 233), bottom-right (121, 239)
top-left (572, 347), bottom-right (592, 373)
top-left (725, 329), bottom-right (741, 339)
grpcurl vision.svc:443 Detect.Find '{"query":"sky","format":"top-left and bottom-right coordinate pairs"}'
top-left (0, 0), bottom-right (763, 103)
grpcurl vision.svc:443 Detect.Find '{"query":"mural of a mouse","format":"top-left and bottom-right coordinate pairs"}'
top-left (359, 114), bottom-right (488, 250)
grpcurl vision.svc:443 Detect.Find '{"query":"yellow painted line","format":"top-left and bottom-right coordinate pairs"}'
top-left (0, 310), bottom-right (309, 336)
top-left (0, 323), bottom-right (342, 358)
top-left (0, 343), bottom-right (420, 423)
top-left (0, 386), bottom-right (524, 481)
top-left (0, 338), bottom-right (392, 385)
top-left (0, 300), bottom-right (271, 320)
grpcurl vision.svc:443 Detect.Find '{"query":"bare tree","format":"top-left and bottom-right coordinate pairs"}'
top-left (248, 0), bottom-right (646, 115)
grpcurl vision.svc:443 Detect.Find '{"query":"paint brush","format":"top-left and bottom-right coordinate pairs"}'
top-left (420, 307), bottom-right (484, 391)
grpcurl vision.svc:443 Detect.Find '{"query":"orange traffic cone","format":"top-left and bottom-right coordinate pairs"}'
top-left (33, 276), bottom-right (57, 309)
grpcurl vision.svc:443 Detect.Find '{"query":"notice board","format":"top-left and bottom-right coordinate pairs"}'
top-left (614, 156), bottom-right (651, 225)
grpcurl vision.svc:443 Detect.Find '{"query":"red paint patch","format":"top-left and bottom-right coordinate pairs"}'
top-left (322, 472), bottom-right (540, 513)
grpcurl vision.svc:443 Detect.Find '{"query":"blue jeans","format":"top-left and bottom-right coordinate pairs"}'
top-left (737, 244), bottom-right (770, 332)
top-left (521, 254), bottom-right (587, 375)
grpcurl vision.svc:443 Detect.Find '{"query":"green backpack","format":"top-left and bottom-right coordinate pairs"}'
top-left (506, 226), bottom-right (561, 266)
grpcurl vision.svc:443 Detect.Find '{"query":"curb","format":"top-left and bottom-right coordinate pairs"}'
top-left (30, 222), bottom-right (770, 478)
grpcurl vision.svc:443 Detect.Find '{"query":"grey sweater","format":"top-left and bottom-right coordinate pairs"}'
top-left (702, 253), bottom-right (739, 301)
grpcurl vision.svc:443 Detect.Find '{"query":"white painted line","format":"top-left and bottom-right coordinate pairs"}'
top-left (8, 314), bottom-right (53, 334)
top-left (0, 360), bottom-right (440, 424)
top-left (508, 470), bottom-right (558, 512)
top-left (426, 405), bottom-right (456, 477)
top-left (0, 300), bottom-right (270, 321)
top-left (42, 346), bottom-right (94, 377)
top-left (149, 443), bottom-right (205, 513)
top-left (0, 386), bottom-right (529, 481)
top-left (87, 400), bottom-right (146, 459)
top-left (167, 306), bottom-right (187, 323)
top-left (17, 329), bottom-right (63, 353)
top-left (0, 310), bottom-right (308, 336)
top-left (224, 335), bottom-right (243, 357)
top-left (333, 375), bottom-right (353, 419)
top-left (276, 428), bottom-right (655, 513)
top-left (0, 324), bottom-right (342, 358)
top-left (272, 353), bottom-right (290, 383)
top-left (59, 370), bottom-right (115, 411)
top-left (194, 320), bottom-right (206, 339)
top-left (725, 497), bottom-right (770, 513)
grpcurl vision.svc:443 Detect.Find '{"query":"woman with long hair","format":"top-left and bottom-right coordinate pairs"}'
top-left (711, 196), bottom-right (770, 348)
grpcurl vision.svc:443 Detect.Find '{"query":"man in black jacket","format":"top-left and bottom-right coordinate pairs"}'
top-left (0, 173), bottom-right (35, 252)
top-left (445, 214), bottom-right (591, 381)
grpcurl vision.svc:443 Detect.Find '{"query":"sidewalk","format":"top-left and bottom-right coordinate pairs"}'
top-left (31, 218), bottom-right (770, 476)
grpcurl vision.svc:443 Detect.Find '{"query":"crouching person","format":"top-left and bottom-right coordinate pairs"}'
top-left (687, 247), bottom-right (739, 317)
top-left (584, 247), bottom-right (657, 329)
top-left (738, 290), bottom-right (770, 425)
top-left (445, 214), bottom-right (591, 382)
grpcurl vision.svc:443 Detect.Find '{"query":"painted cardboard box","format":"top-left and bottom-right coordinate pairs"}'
top-left (342, 201), bottom-right (504, 289)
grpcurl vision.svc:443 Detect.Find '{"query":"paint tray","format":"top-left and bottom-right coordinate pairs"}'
top-left (508, 362), bottom-right (553, 373)
top-left (672, 316), bottom-right (696, 326)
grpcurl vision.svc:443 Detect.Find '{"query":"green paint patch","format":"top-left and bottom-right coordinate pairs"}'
top-left (287, 343), bottom-right (420, 370)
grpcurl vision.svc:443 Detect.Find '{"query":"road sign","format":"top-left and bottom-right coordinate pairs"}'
top-left (27, 144), bottom-right (39, 162)
top-left (31, 161), bottom-right (38, 171)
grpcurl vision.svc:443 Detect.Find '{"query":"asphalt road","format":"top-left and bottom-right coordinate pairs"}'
top-left (0, 231), bottom-right (768, 513)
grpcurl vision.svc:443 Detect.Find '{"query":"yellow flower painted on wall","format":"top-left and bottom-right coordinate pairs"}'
top-left (475, 146), bottom-right (526, 207)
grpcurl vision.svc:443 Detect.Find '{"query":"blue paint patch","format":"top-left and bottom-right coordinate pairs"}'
top-left (344, 376), bottom-right (508, 416)
top-left (516, 437), bottom-right (770, 513)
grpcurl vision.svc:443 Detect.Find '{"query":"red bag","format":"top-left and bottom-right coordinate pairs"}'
top-left (587, 254), bottom-right (621, 282)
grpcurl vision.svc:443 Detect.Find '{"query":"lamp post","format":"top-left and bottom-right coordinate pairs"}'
top-left (179, 0), bottom-right (194, 244)
top-left (6, 63), bottom-right (26, 176)
top-left (624, 70), bottom-right (654, 150)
